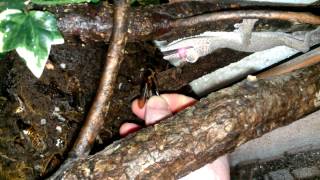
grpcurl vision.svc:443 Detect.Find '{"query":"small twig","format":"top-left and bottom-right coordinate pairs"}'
top-left (70, 0), bottom-right (130, 157)
top-left (171, 10), bottom-right (320, 29)
top-left (48, 1), bottom-right (130, 179)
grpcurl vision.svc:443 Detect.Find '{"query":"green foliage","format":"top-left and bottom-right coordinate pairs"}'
top-left (0, 0), bottom-right (101, 78)
top-left (0, 0), bottom-right (26, 12)
top-left (31, 0), bottom-right (99, 5)
top-left (0, 9), bottom-right (64, 78)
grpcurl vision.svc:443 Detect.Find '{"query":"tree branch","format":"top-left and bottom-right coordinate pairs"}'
top-left (55, 2), bottom-right (320, 43)
top-left (70, 0), bottom-right (130, 158)
top-left (56, 63), bottom-right (320, 179)
top-left (48, 0), bottom-right (130, 179)
top-left (170, 10), bottom-right (320, 29)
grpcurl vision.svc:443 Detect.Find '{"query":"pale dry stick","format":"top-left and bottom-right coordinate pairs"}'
top-left (171, 10), bottom-right (320, 29)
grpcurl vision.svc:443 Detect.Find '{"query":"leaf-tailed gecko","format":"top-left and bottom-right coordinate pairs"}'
top-left (155, 19), bottom-right (320, 67)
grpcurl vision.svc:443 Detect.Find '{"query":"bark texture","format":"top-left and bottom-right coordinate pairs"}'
top-left (52, 2), bottom-right (320, 43)
top-left (57, 64), bottom-right (320, 179)
top-left (53, 1), bottom-right (222, 42)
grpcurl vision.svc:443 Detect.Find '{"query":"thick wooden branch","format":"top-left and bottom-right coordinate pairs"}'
top-left (56, 63), bottom-right (320, 179)
top-left (54, 1), bottom-right (221, 42)
top-left (53, 2), bottom-right (320, 43)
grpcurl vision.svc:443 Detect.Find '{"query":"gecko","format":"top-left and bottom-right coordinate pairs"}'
top-left (155, 19), bottom-right (320, 67)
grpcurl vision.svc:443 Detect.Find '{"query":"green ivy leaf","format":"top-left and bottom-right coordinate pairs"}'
top-left (31, 0), bottom-right (99, 5)
top-left (0, 9), bottom-right (64, 78)
top-left (0, 0), bottom-right (26, 12)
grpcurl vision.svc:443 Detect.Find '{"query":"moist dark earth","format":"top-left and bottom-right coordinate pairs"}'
top-left (232, 149), bottom-right (320, 180)
top-left (0, 31), bottom-right (319, 180)
top-left (0, 39), bottom-right (168, 179)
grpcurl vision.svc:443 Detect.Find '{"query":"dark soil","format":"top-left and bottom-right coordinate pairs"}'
top-left (0, 39), bottom-right (168, 179)
top-left (232, 149), bottom-right (320, 180)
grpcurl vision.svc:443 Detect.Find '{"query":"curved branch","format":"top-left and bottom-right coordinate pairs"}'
top-left (70, 0), bottom-right (130, 157)
top-left (49, 0), bottom-right (129, 179)
top-left (48, 1), bottom-right (130, 179)
top-left (171, 10), bottom-right (320, 29)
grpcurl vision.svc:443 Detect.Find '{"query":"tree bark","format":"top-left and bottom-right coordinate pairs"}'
top-left (53, 1), bottom-right (222, 42)
top-left (52, 2), bottom-right (320, 43)
top-left (53, 63), bottom-right (320, 179)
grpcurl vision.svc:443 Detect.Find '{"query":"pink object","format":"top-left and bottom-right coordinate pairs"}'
top-left (177, 48), bottom-right (188, 59)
